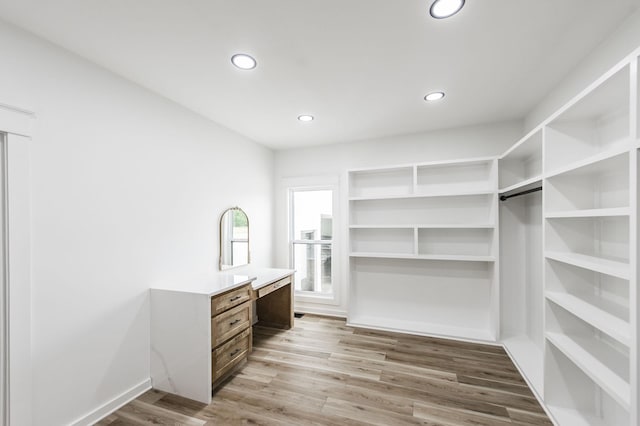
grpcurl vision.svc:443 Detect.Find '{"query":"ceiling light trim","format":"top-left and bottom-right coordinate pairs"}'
top-left (231, 53), bottom-right (257, 70)
top-left (424, 92), bottom-right (445, 102)
top-left (429, 0), bottom-right (465, 19)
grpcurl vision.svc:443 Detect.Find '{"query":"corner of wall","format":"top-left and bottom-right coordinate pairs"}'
top-left (524, 7), bottom-right (640, 131)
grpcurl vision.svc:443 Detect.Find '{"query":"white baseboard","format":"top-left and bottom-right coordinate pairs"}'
top-left (501, 345), bottom-right (557, 426)
top-left (345, 319), bottom-right (502, 346)
top-left (69, 378), bottom-right (152, 426)
top-left (295, 306), bottom-right (347, 318)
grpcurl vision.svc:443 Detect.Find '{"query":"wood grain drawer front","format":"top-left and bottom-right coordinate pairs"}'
top-left (211, 285), bottom-right (252, 317)
top-left (257, 276), bottom-right (291, 298)
top-left (211, 327), bottom-right (251, 383)
top-left (211, 301), bottom-right (251, 348)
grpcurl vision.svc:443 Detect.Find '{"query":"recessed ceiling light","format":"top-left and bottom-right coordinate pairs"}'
top-left (430, 0), bottom-right (465, 19)
top-left (231, 53), bottom-right (257, 70)
top-left (298, 115), bottom-right (314, 122)
top-left (424, 92), bottom-right (445, 102)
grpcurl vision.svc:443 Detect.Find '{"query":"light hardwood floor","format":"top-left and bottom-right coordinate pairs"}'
top-left (97, 315), bottom-right (552, 425)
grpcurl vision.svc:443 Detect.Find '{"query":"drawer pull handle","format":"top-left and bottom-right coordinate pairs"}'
top-left (229, 349), bottom-right (241, 357)
top-left (229, 319), bottom-right (241, 326)
top-left (229, 295), bottom-right (242, 302)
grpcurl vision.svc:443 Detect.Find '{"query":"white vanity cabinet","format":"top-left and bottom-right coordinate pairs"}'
top-left (150, 274), bottom-right (254, 404)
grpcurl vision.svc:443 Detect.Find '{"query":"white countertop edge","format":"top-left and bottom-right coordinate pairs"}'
top-left (150, 267), bottom-right (295, 296)
top-left (150, 275), bottom-right (255, 297)
top-left (221, 266), bottom-right (295, 290)
top-left (247, 268), bottom-right (295, 290)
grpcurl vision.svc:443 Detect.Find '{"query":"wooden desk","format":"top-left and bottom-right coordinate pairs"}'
top-left (249, 268), bottom-right (295, 329)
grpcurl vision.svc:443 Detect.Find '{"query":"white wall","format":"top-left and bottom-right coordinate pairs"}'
top-left (525, 7), bottom-right (640, 130)
top-left (0, 20), bottom-right (274, 426)
top-left (274, 121), bottom-right (523, 316)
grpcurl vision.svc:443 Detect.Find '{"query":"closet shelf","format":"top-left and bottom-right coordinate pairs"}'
top-left (546, 332), bottom-right (630, 410)
top-left (349, 252), bottom-right (495, 262)
top-left (545, 207), bottom-right (630, 218)
top-left (545, 251), bottom-right (630, 280)
top-left (348, 156), bottom-right (495, 174)
top-left (502, 336), bottom-right (543, 397)
top-left (348, 189), bottom-right (494, 201)
top-left (546, 291), bottom-right (631, 346)
top-left (415, 156), bottom-right (496, 168)
top-left (545, 144), bottom-right (631, 179)
top-left (500, 128), bottom-right (542, 159)
top-left (546, 405), bottom-right (608, 426)
top-left (347, 315), bottom-right (495, 342)
top-left (349, 224), bottom-right (495, 229)
top-left (498, 175), bottom-right (542, 195)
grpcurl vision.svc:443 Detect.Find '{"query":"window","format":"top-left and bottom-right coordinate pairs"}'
top-left (290, 189), bottom-right (333, 296)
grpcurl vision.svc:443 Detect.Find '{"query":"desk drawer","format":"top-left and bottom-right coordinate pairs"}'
top-left (257, 276), bottom-right (291, 298)
top-left (212, 327), bottom-right (251, 383)
top-left (211, 284), bottom-right (252, 317)
top-left (211, 301), bottom-right (251, 348)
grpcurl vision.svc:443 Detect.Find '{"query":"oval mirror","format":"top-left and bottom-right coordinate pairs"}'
top-left (219, 207), bottom-right (250, 270)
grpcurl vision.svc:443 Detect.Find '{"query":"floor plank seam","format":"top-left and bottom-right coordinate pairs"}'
top-left (99, 315), bottom-right (552, 426)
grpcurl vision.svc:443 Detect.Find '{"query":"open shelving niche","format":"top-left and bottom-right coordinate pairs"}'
top-left (544, 63), bottom-right (632, 174)
top-left (499, 128), bottom-right (543, 196)
top-left (347, 157), bottom-right (500, 342)
top-left (540, 57), bottom-right (638, 426)
top-left (498, 128), bottom-right (545, 397)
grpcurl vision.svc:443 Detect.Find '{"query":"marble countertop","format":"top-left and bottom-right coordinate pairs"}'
top-left (223, 266), bottom-right (295, 290)
top-left (150, 267), bottom-right (295, 297)
top-left (150, 273), bottom-right (255, 297)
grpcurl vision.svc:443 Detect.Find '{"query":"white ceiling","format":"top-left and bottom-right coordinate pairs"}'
top-left (0, 0), bottom-right (638, 149)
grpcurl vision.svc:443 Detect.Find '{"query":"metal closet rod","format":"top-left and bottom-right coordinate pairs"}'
top-left (499, 186), bottom-right (542, 201)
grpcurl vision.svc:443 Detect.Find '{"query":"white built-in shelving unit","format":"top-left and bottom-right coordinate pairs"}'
top-left (499, 128), bottom-right (545, 397)
top-left (542, 58), bottom-right (637, 426)
top-left (347, 158), bottom-right (500, 342)
top-left (497, 50), bottom-right (640, 426)
top-left (342, 48), bottom-right (640, 425)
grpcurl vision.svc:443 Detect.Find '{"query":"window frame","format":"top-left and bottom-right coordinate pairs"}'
top-left (288, 185), bottom-right (339, 305)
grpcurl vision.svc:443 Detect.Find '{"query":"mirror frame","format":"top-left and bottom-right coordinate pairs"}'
top-left (219, 206), bottom-right (250, 270)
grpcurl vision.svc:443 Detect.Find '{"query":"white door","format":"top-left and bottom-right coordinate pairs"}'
top-left (0, 105), bottom-right (33, 426)
top-left (0, 132), bottom-right (6, 426)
